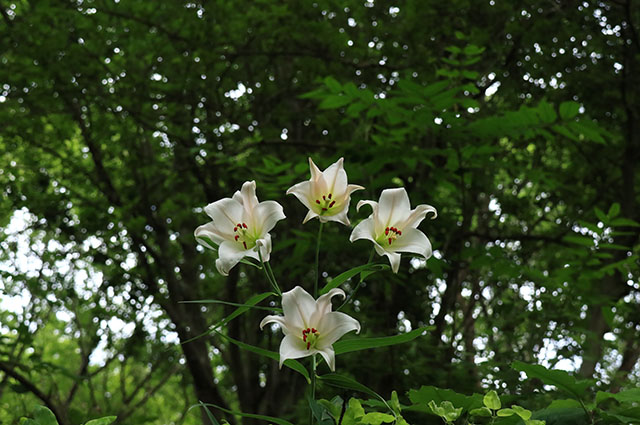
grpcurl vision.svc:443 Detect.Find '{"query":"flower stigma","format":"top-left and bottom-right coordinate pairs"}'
top-left (380, 226), bottom-right (402, 245)
top-left (233, 222), bottom-right (254, 250)
top-left (315, 193), bottom-right (336, 215)
top-left (302, 327), bottom-right (320, 350)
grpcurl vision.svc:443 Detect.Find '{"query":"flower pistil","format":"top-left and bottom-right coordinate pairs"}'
top-left (302, 327), bottom-right (320, 350)
top-left (233, 222), bottom-right (253, 250)
top-left (315, 193), bottom-right (336, 215)
top-left (382, 226), bottom-right (402, 245)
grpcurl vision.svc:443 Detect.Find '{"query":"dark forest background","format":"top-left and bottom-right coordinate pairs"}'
top-left (0, 0), bottom-right (639, 424)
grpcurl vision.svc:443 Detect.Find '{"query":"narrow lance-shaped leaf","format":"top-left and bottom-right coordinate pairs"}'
top-left (181, 292), bottom-right (275, 345)
top-left (319, 263), bottom-right (389, 295)
top-left (214, 330), bottom-right (310, 383)
top-left (191, 403), bottom-right (294, 425)
top-left (512, 361), bottom-right (592, 400)
top-left (334, 326), bottom-right (432, 355)
top-left (318, 373), bottom-right (395, 417)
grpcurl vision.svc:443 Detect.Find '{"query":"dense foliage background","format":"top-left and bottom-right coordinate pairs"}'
top-left (1, 0), bottom-right (639, 424)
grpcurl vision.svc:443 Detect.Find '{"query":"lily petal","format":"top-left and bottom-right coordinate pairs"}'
top-left (377, 188), bottom-right (411, 229)
top-left (204, 198), bottom-right (244, 238)
top-left (349, 217), bottom-right (376, 244)
top-left (391, 227), bottom-right (433, 260)
top-left (402, 204), bottom-right (438, 229)
top-left (312, 288), bottom-right (345, 322)
top-left (356, 199), bottom-right (378, 213)
top-left (322, 158), bottom-right (347, 194)
top-left (249, 233), bottom-right (272, 262)
top-left (260, 315), bottom-right (289, 334)
top-left (320, 208), bottom-right (350, 226)
top-left (303, 209), bottom-right (320, 224)
top-left (382, 250), bottom-right (402, 274)
top-left (233, 180), bottom-right (259, 212)
top-left (215, 240), bottom-right (249, 276)
top-left (309, 157), bottom-right (323, 182)
top-left (194, 221), bottom-right (225, 247)
top-left (316, 346), bottom-right (336, 372)
top-left (279, 334), bottom-right (310, 368)
top-left (254, 200), bottom-right (286, 233)
top-left (286, 180), bottom-right (315, 211)
top-left (317, 311), bottom-right (361, 347)
top-left (282, 286), bottom-right (316, 332)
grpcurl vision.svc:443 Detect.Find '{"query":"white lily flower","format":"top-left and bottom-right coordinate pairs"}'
top-left (260, 286), bottom-right (360, 371)
top-left (286, 157), bottom-right (364, 226)
top-left (350, 188), bottom-right (437, 274)
top-left (194, 181), bottom-right (286, 276)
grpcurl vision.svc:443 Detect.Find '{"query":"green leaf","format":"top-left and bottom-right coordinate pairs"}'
top-left (318, 373), bottom-right (392, 412)
top-left (595, 207), bottom-right (607, 223)
top-left (318, 95), bottom-right (351, 109)
top-left (181, 298), bottom-right (281, 313)
top-left (195, 235), bottom-right (218, 251)
top-left (390, 391), bottom-right (402, 415)
top-left (84, 417), bottom-right (118, 425)
top-left (34, 406), bottom-right (58, 425)
top-left (210, 292), bottom-right (275, 330)
top-left (428, 400), bottom-right (462, 422)
top-left (19, 420), bottom-right (40, 425)
top-left (469, 407), bottom-right (492, 417)
top-left (497, 408), bottom-right (515, 417)
top-left (408, 386), bottom-right (483, 413)
top-left (193, 403), bottom-right (294, 425)
top-left (483, 390), bottom-right (501, 410)
top-left (214, 331), bottom-right (310, 383)
top-left (197, 401), bottom-right (221, 425)
top-left (537, 100), bottom-right (557, 123)
top-left (319, 263), bottom-right (388, 295)
top-left (559, 101), bottom-right (580, 120)
top-left (334, 326), bottom-right (431, 355)
top-left (317, 396), bottom-right (344, 421)
top-left (596, 388), bottom-right (640, 405)
top-left (512, 361), bottom-right (592, 400)
top-left (512, 405), bottom-right (532, 420)
top-left (342, 398), bottom-right (366, 425)
top-left (308, 397), bottom-right (334, 425)
top-left (598, 243), bottom-right (629, 251)
top-left (181, 292), bottom-right (275, 345)
top-left (562, 235), bottom-right (594, 247)
top-left (360, 412), bottom-right (396, 424)
top-left (531, 407), bottom-right (587, 424)
top-left (601, 407), bottom-right (640, 424)
top-left (608, 202), bottom-right (621, 218)
top-left (324, 76), bottom-right (342, 93)
top-left (610, 217), bottom-right (640, 227)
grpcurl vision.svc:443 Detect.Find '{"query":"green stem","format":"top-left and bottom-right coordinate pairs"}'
top-left (309, 354), bottom-right (317, 425)
top-left (258, 249), bottom-right (281, 297)
top-left (314, 222), bottom-right (324, 298)
top-left (264, 261), bottom-right (282, 296)
top-left (338, 249), bottom-right (375, 311)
